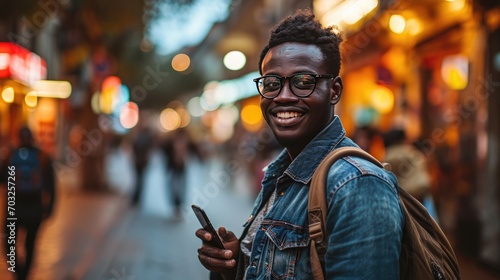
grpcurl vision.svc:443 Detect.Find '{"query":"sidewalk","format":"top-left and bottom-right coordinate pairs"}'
top-left (0, 190), bottom-right (129, 280)
top-left (79, 151), bottom-right (254, 279)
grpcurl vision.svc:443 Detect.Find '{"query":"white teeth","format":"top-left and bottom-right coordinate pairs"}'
top-left (277, 112), bottom-right (302, 119)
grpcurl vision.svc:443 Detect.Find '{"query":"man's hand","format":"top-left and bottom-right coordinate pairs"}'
top-left (196, 226), bottom-right (240, 280)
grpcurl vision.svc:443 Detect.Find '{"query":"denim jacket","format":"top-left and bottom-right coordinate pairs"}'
top-left (211, 117), bottom-right (404, 280)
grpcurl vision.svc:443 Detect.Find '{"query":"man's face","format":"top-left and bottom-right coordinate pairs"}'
top-left (259, 42), bottom-right (342, 157)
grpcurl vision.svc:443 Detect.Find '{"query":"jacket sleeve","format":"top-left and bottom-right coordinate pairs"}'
top-left (324, 174), bottom-right (404, 279)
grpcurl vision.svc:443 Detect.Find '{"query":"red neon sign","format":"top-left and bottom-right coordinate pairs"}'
top-left (0, 42), bottom-right (47, 86)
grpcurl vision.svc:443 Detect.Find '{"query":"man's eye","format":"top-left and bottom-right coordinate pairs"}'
top-left (264, 79), bottom-right (281, 89)
top-left (293, 76), bottom-right (315, 88)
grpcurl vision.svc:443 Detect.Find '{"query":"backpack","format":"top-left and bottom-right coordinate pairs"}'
top-left (308, 147), bottom-right (460, 280)
top-left (9, 147), bottom-right (43, 192)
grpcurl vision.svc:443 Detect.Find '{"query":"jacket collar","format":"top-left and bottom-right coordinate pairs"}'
top-left (264, 116), bottom-right (346, 185)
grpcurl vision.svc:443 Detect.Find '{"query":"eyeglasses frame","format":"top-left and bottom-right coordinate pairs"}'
top-left (253, 73), bottom-right (335, 99)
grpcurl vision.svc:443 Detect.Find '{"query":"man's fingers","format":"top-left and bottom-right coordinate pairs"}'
top-left (198, 254), bottom-right (236, 268)
top-left (195, 228), bottom-right (212, 241)
top-left (219, 226), bottom-right (228, 237)
top-left (218, 226), bottom-right (237, 242)
top-left (198, 246), bottom-right (233, 259)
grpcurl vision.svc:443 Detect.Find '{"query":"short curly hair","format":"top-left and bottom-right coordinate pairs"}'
top-left (258, 9), bottom-right (344, 76)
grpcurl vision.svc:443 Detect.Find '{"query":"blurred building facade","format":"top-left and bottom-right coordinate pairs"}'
top-left (318, 0), bottom-right (500, 269)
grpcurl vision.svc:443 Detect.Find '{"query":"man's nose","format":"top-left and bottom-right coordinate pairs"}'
top-left (274, 80), bottom-right (299, 101)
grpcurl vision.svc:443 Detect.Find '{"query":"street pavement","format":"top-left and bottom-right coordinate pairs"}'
top-left (0, 147), bottom-right (498, 279)
top-left (80, 152), bottom-right (255, 280)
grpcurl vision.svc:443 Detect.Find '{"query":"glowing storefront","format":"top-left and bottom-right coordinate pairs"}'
top-left (0, 42), bottom-right (71, 155)
top-left (314, 0), bottom-right (500, 268)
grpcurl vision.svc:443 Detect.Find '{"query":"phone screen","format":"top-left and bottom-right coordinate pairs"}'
top-left (192, 204), bottom-right (225, 249)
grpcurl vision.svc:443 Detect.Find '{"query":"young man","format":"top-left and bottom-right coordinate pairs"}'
top-left (196, 9), bottom-right (404, 279)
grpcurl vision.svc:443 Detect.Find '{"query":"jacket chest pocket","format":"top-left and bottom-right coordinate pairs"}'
top-left (260, 223), bottom-right (310, 280)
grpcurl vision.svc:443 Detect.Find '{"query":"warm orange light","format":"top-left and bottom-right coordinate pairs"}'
top-left (160, 108), bottom-right (181, 131)
top-left (241, 104), bottom-right (262, 125)
top-left (241, 104), bottom-right (263, 132)
top-left (448, 0), bottom-right (466, 11)
top-left (35, 98), bottom-right (57, 122)
top-left (176, 107), bottom-right (191, 128)
top-left (441, 55), bottom-right (468, 90)
top-left (406, 18), bottom-right (422, 36)
top-left (172, 53), bottom-right (190, 72)
top-left (370, 86), bottom-right (394, 114)
top-left (102, 76), bottom-right (121, 91)
top-left (100, 76), bottom-right (122, 114)
top-left (389, 14), bottom-right (406, 34)
top-left (1, 87), bottom-right (14, 103)
top-left (211, 107), bottom-right (238, 143)
top-left (33, 80), bottom-right (72, 98)
top-left (25, 91), bottom-right (38, 107)
top-left (320, 0), bottom-right (378, 27)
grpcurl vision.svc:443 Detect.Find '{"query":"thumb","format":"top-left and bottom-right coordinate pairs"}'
top-left (218, 226), bottom-right (237, 242)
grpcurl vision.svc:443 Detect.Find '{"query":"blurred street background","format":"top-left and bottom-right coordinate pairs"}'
top-left (0, 0), bottom-right (500, 279)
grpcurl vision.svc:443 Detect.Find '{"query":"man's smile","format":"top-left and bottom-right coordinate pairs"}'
top-left (276, 111), bottom-right (304, 119)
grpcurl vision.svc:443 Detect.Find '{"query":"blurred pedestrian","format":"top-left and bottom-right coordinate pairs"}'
top-left (382, 128), bottom-right (439, 221)
top-left (130, 126), bottom-right (154, 207)
top-left (162, 128), bottom-right (202, 218)
top-left (4, 126), bottom-right (55, 280)
top-left (352, 125), bottom-right (385, 160)
top-left (195, 9), bottom-right (403, 279)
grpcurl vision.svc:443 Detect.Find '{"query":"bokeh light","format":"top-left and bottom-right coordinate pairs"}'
top-left (176, 107), bottom-right (191, 128)
top-left (406, 18), bottom-right (422, 36)
top-left (100, 76), bottom-right (121, 114)
top-left (241, 104), bottom-right (262, 125)
top-left (160, 108), bottom-right (181, 131)
top-left (370, 86), bottom-right (394, 114)
top-left (91, 91), bottom-right (101, 114)
top-left (240, 100), bottom-right (263, 132)
top-left (441, 55), bottom-right (469, 90)
top-left (172, 53), bottom-right (191, 72)
top-left (187, 96), bottom-right (206, 117)
top-left (119, 102), bottom-right (139, 129)
top-left (1, 87), bottom-right (14, 103)
top-left (389, 14), bottom-right (406, 34)
top-left (223, 51), bottom-right (246, 71)
top-left (25, 91), bottom-right (38, 108)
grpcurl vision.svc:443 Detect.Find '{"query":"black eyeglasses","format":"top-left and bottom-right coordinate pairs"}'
top-left (253, 73), bottom-right (334, 99)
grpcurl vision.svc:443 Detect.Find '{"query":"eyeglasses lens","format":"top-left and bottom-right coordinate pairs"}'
top-left (258, 74), bottom-right (316, 98)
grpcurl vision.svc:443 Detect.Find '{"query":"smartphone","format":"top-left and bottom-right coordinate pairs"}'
top-left (191, 204), bottom-right (225, 249)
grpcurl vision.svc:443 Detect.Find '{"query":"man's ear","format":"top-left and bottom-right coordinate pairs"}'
top-left (330, 76), bottom-right (343, 105)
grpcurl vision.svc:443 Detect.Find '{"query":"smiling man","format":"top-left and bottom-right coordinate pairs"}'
top-left (196, 9), bottom-right (404, 279)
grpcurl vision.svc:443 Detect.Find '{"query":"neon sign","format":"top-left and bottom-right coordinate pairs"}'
top-left (0, 42), bottom-right (47, 86)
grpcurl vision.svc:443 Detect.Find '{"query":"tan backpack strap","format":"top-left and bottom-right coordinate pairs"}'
top-left (308, 147), bottom-right (384, 280)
